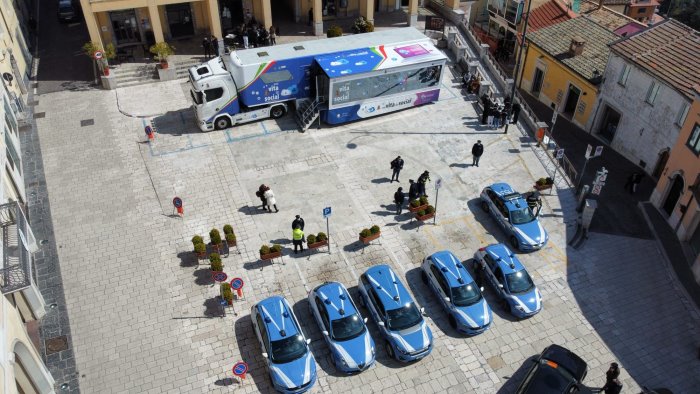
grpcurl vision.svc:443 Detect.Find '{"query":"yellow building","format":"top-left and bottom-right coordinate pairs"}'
top-left (650, 85), bottom-right (700, 283)
top-left (0, 0), bottom-right (33, 120)
top-left (79, 0), bottom-right (442, 50)
top-left (519, 16), bottom-right (619, 128)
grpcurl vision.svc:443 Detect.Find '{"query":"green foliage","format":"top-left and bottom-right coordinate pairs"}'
top-left (226, 232), bottom-right (236, 244)
top-left (209, 253), bottom-right (221, 264)
top-left (669, 0), bottom-right (700, 31)
top-left (307, 234), bottom-right (317, 244)
top-left (536, 177), bottom-right (547, 185)
top-left (210, 229), bottom-right (222, 245)
top-left (417, 209), bottom-right (426, 216)
top-left (419, 196), bottom-right (429, 205)
top-left (192, 235), bottom-right (204, 246)
top-left (271, 244), bottom-right (282, 253)
top-left (194, 242), bottom-right (206, 255)
top-left (149, 42), bottom-right (175, 62)
top-left (103, 43), bottom-right (116, 60)
top-left (327, 25), bottom-right (343, 38)
top-left (211, 259), bottom-right (223, 272)
top-left (360, 228), bottom-right (371, 238)
top-left (316, 232), bottom-right (327, 241)
top-left (260, 245), bottom-right (271, 255)
top-left (370, 225), bottom-right (381, 234)
top-left (223, 224), bottom-right (234, 234)
top-left (425, 205), bottom-right (435, 214)
top-left (410, 199), bottom-right (421, 207)
top-left (221, 283), bottom-right (233, 304)
top-left (545, 177), bottom-right (554, 185)
top-left (82, 42), bottom-right (101, 58)
top-left (352, 16), bottom-right (373, 34)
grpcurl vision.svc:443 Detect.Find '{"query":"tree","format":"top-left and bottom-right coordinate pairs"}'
top-left (666, 0), bottom-right (700, 30)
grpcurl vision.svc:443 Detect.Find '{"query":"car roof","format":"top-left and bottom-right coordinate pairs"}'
top-left (364, 265), bottom-right (413, 311)
top-left (488, 183), bottom-right (527, 212)
top-left (484, 244), bottom-right (525, 274)
top-left (256, 296), bottom-right (300, 341)
top-left (428, 251), bottom-right (473, 288)
top-left (313, 282), bottom-right (358, 321)
top-left (542, 344), bottom-right (588, 380)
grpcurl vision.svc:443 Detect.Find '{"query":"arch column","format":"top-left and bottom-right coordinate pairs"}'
top-left (313, 0), bottom-right (323, 36)
top-left (360, 0), bottom-right (375, 23)
top-left (407, 0), bottom-right (418, 26)
top-left (445, 0), bottom-right (460, 9)
top-left (79, 0), bottom-right (104, 48)
top-left (259, 0), bottom-right (272, 28)
top-left (147, 0), bottom-right (165, 43)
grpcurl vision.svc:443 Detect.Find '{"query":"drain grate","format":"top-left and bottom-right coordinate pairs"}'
top-left (34, 112), bottom-right (45, 119)
top-left (80, 119), bottom-right (94, 127)
top-left (45, 336), bottom-right (68, 355)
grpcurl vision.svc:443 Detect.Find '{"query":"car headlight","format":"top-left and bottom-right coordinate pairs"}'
top-left (514, 305), bottom-right (525, 311)
top-left (397, 346), bottom-right (408, 355)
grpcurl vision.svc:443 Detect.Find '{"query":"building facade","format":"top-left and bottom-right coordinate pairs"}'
top-left (587, 19), bottom-right (699, 177)
top-left (650, 86), bottom-right (700, 284)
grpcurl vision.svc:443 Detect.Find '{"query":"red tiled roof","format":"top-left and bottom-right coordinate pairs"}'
top-left (610, 19), bottom-right (700, 100)
top-left (527, 0), bottom-right (576, 32)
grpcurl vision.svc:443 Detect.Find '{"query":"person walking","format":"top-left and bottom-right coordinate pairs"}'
top-left (242, 28), bottom-right (250, 48)
top-left (256, 184), bottom-right (268, 210)
top-left (269, 25), bottom-right (276, 45)
top-left (390, 156), bottom-right (404, 183)
top-left (292, 215), bottom-right (305, 231)
top-left (471, 140), bottom-right (484, 167)
top-left (292, 225), bottom-right (305, 254)
top-left (394, 187), bottom-right (405, 215)
top-left (202, 36), bottom-right (211, 59)
top-left (418, 171), bottom-right (431, 197)
top-left (593, 362), bottom-right (622, 394)
top-left (511, 101), bottom-right (521, 124)
top-left (408, 179), bottom-right (420, 202)
top-left (263, 186), bottom-right (278, 212)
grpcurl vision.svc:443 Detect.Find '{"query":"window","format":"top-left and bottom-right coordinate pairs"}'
top-left (618, 64), bottom-right (631, 86)
top-left (687, 123), bottom-right (700, 155)
top-left (204, 87), bottom-right (224, 101)
top-left (4, 97), bottom-right (17, 134)
top-left (314, 298), bottom-right (329, 330)
top-left (645, 81), bottom-right (660, 105)
top-left (676, 102), bottom-right (690, 126)
top-left (429, 265), bottom-right (450, 295)
top-left (256, 314), bottom-right (270, 353)
top-left (5, 133), bottom-right (20, 175)
top-left (637, 7), bottom-right (647, 13)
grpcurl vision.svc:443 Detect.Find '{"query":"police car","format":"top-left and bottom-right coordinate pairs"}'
top-left (480, 182), bottom-right (548, 251)
top-left (357, 264), bottom-right (433, 362)
top-left (473, 244), bottom-right (542, 318)
top-left (251, 296), bottom-right (317, 393)
top-left (308, 282), bottom-right (376, 373)
top-left (421, 251), bottom-right (492, 335)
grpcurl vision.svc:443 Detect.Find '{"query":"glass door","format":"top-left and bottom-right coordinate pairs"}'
top-left (110, 10), bottom-right (140, 45)
top-left (166, 4), bottom-right (195, 38)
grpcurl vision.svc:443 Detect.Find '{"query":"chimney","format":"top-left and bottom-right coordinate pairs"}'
top-left (598, 0), bottom-right (604, 9)
top-left (569, 37), bottom-right (586, 56)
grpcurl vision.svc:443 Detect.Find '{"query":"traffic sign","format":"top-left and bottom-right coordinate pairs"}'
top-left (172, 197), bottom-right (183, 208)
top-left (323, 207), bottom-right (332, 218)
top-left (594, 146), bottom-right (604, 157)
top-left (94, 51), bottom-right (103, 60)
top-left (435, 178), bottom-right (442, 190)
top-left (556, 149), bottom-right (564, 159)
top-left (230, 277), bottom-right (244, 290)
top-left (591, 184), bottom-right (603, 195)
top-left (585, 144), bottom-right (593, 159)
top-left (232, 361), bottom-right (248, 379)
top-left (212, 272), bottom-right (228, 282)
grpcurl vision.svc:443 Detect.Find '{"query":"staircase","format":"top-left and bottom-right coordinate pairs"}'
top-left (173, 58), bottom-right (202, 80)
top-left (295, 98), bottom-right (321, 132)
top-left (111, 58), bottom-right (202, 88)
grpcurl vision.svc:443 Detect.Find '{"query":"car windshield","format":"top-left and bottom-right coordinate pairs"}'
top-left (270, 334), bottom-right (307, 364)
top-left (451, 282), bottom-right (482, 307)
top-left (386, 303), bottom-right (423, 331)
top-left (505, 270), bottom-right (535, 294)
top-left (510, 206), bottom-right (536, 224)
top-left (190, 90), bottom-right (204, 105)
top-left (331, 314), bottom-right (366, 341)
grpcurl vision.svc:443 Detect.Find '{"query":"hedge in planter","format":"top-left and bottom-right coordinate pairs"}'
top-left (223, 225), bottom-right (236, 246)
top-left (210, 253), bottom-right (223, 271)
top-left (221, 283), bottom-right (233, 305)
top-left (210, 228), bottom-right (223, 249)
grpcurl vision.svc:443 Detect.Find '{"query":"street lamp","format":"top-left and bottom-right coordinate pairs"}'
top-left (504, 0), bottom-right (534, 134)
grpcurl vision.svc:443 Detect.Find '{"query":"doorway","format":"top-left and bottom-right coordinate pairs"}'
top-left (220, 0), bottom-right (243, 33)
top-left (563, 84), bottom-right (581, 118)
top-left (652, 149), bottom-right (670, 179)
top-left (663, 175), bottom-right (684, 216)
top-left (110, 10), bottom-right (141, 45)
top-left (531, 68), bottom-right (544, 97)
top-left (598, 105), bottom-right (621, 142)
top-left (166, 3), bottom-right (195, 38)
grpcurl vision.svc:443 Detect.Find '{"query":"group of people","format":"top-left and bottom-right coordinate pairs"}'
top-left (255, 184), bottom-right (278, 213)
top-left (463, 73), bottom-right (482, 95)
top-left (481, 94), bottom-right (521, 129)
top-left (235, 23), bottom-right (277, 49)
top-left (392, 161), bottom-right (432, 215)
top-left (201, 35), bottom-right (220, 60)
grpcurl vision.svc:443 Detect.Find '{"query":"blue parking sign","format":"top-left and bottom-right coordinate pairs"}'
top-left (323, 207), bottom-right (332, 218)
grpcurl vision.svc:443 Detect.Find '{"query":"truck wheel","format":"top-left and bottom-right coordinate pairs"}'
top-left (270, 106), bottom-right (286, 119)
top-left (215, 117), bottom-right (231, 130)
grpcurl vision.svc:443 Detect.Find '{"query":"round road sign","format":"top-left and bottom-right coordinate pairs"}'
top-left (212, 272), bottom-right (228, 282)
top-left (230, 277), bottom-right (244, 290)
top-left (172, 197), bottom-right (183, 208)
top-left (94, 51), bottom-right (103, 60)
top-left (145, 125), bottom-right (154, 136)
top-left (232, 361), bottom-right (248, 378)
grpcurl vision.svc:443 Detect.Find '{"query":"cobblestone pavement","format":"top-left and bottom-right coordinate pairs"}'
top-left (29, 56), bottom-right (700, 393)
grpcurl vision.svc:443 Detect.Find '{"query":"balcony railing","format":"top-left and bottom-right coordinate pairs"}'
top-left (0, 202), bottom-right (37, 294)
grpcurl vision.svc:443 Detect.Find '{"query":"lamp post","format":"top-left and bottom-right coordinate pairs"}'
top-left (504, 0), bottom-right (534, 134)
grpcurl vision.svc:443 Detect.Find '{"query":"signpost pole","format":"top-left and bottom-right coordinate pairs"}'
top-left (326, 216), bottom-right (331, 255)
top-left (433, 179), bottom-right (442, 225)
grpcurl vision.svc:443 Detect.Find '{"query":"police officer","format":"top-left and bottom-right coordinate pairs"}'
top-left (525, 191), bottom-right (542, 217)
top-left (292, 225), bottom-right (305, 254)
top-left (417, 171), bottom-right (431, 197)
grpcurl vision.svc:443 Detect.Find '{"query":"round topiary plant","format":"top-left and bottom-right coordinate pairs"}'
top-left (211, 259), bottom-right (224, 272)
top-left (327, 25), bottom-right (343, 38)
top-left (417, 210), bottom-right (426, 217)
top-left (221, 283), bottom-right (233, 304)
top-left (307, 234), bottom-right (317, 244)
top-left (210, 229), bottom-right (222, 245)
top-left (223, 224), bottom-right (234, 235)
top-left (260, 245), bottom-right (271, 255)
top-left (194, 242), bottom-right (207, 255)
top-left (317, 232), bottom-right (327, 242)
top-left (419, 196), bottom-right (429, 205)
top-left (209, 253), bottom-right (221, 264)
top-left (271, 244), bottom-right (282, 253)
top-left (425, 205), bottom-right (435, 214)
top-left (226, 232), bottom-right (236, 244)
top-left (370, 225), bottom-right (381, 234)
top-left (192, 235), bottom-right (204, 246)
top-left (360, 228), bottom-right (371, 238)
top-left (410, 199), bottom-right (421, 207)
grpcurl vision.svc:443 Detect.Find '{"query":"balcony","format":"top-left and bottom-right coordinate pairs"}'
top-left (0, 202), bottom-right (37, 294)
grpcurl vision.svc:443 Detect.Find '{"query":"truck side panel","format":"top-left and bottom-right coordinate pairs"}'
top-left (237, 56), bottom-right (315, 108)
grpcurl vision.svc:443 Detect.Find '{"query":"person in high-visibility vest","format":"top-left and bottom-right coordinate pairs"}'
top-left (292, 225), bottom-right (305, 254)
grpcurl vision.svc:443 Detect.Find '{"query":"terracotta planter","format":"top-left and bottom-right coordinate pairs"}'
top-left (533, 183), bottom-right (553, 191)
top-left (103, 67), bottom-right (110, 76)
top-left (416, 212), bottom-right (435, 221)
top-left (160, 61), bottom-right (169, 69)
top-left (359, 232), bottom-right (381, 244)
top-left (308, 240), bottom-right (328, 249)
top-left (408, 203), bottom-right (428, 213)
top-left (211, 243), bottom-right (223, 252)
top-left (260, 251), bottom-right (282, 260)
top-left (226, 238), bottom-right (237, 247)
top-left (195, 251), bottom-right (207, 259)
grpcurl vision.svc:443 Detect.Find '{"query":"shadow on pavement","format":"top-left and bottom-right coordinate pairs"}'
top-left (495, 354), bottom-right (537, 393)
top-left (404, 267), bottom-right (465, 339)
top-left (233, 315), bottom-right (273, 393)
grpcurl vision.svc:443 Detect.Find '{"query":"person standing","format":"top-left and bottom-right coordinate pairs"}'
top-left (292, 215), bottom-right (305, 231)
top-left (471, 140), bottom-right (484, 167)
top-left (292, 225), bottom-right (305, 254)
top-left (394, 187), bottom-right (405, 215)
top-left (390, 156), bottom-right (404, 183)
top-left (511, 101), bottom-right (521, 124)
top-left (269, 25), bottom-right (276, 45)
top-left (242, 28), bottom-right (250, 48)
top-left (263, 186), bottom-right (278, 212)
top-left (408, 179), bottom-right (420, 202)
top-left (593, 362), bottom-right (621, 394)
top-left (418, 171), bottom-right (431, 197)
top-left (256, 184), bottom-right (268, 210)
top-left (211, 35), bottom-right (219, 57)
top-left (202, 36), bottom-right (211, 59)
top-left (499, 104), bottom-right (508, 128)
top-left (481, 94), bottom-right (491, 125)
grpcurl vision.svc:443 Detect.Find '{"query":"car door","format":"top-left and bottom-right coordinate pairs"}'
top-left (367, 289), bottom-right (388, 335)
top-left (429, 264), bottom-right (451, 310)
top-left (254, 313), bottom-right (271, 366)
top-left (482, 254), bottom-right (501, 294)
top-left (485, 190), bottom-right (500, 221)
top-left (493, 267), bottom-right (507, 299)
top-left (312, 297), bottom-right (331, 345)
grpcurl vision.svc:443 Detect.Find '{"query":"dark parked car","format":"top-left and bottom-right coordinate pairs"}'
top-left (517, 344), bottom-right (593, 394)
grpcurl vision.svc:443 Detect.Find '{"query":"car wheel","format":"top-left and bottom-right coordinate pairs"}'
top-left (270, 105), bottom-right (286, 119)
top-left (421, 270), bottom-right (429, 284)
top-left (500, 299), bottom-right (509, 311)
top-left (448, 315), bottom-right (457, 329)
top-left (481, 201), bottom-right (489, 212)
top-left (215, 116), bottom-right (231, 130)
top-left (510, 236), bottom-right (519, 251)
top-left (385, 341), bottom-right (395, 359)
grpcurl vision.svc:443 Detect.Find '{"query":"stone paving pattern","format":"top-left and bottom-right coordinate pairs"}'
top-left (28, 50), bottom-right (700, 393)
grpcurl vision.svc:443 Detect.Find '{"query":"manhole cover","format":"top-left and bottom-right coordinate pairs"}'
top-left (80, 119), bottom-right (94, 127)
top-left (45, 336), bottom-right (68, 355)
top-left (33, 112), bottom-right (45, 119)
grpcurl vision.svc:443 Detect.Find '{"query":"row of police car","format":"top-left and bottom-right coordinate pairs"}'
top-left (251, 182), bottom-right (549, 393)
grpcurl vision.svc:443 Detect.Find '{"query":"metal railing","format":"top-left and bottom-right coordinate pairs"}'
top-left (0, 202), bottom-right (35, 294)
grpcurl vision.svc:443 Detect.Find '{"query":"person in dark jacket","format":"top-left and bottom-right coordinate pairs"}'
top-left (471, 140), bottom-right (484, 167)
top-left (408, 179), bottom-right (420, 202)
top-left (481, 94), bottom-right (491, 125)
top-left (511, 102), bottom-right (521, 124)
top-left (255, 184), bottom-right (268, 210)
top-left (394, 187), bottom-right (405, 215)
top-left (390, 156), bottom-right (404, 183)
top-left (417, 171), bottom-right (430, 197)
top-left (202, 36), bottom-right (211, 59)
top-left (210, 35), bottom-right (219, 56)
top-left (292, 215), bottom-right (305, 231)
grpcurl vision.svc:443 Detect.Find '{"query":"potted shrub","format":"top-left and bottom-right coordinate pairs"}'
top-left (351, 16), bottom-right (373, 34)
top-left (210, 228), bottom-right (223, 251)
top-left (220, 283), bottom-right (233, 305)
top-left (192, 235), bottom-right (206, 258)
top-left (307, 232), bottom-right (328, 250)
top-left (260, 244), bottom-right (282, 260)
top-left (409, 197), bottom-right (429, 213)
top-left (534, 177), bottom-right (554, 191)
top-left (306, 234), bottom-right (317, 244)
top-left (416, 205), bottom-right (436, 221)
top-left (327, 25), bottom-right (343, 38)
top-left (223, 225), bottom-right (236, 247)
top-left (210, 253), bottom-right (223, 271)
top-left (149, 42), bottom-right (175, 68)
top-left (360, 226), bottom-right (381, 244)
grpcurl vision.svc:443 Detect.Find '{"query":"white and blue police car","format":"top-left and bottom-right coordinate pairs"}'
top-left (421, 250), bottom-right (492, 335)
top-left (308, 281), bottom-right (376, 373)
top-left (251, 296), bottom-right (317, 393)
top-left (473, 244), bottom-right (542, 318)
top-left (358, 264), bottom-right (433, 362)
top-left (480, 182), bottom-right (548, 251)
